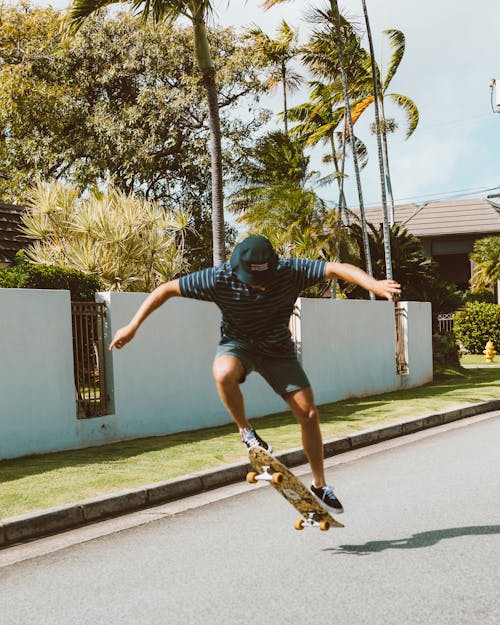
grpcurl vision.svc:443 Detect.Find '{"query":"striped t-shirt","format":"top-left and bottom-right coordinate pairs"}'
top-left (179, 258), bottom-right (326, 356)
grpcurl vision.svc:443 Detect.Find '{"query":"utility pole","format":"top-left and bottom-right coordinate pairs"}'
top-left (490, 80), bottom-right (500, 301)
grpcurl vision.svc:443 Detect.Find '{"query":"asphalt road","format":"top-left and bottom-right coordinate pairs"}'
top-left (1, 413), bottom-right (500, 625)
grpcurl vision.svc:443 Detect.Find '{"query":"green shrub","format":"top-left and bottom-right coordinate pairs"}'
top-left (0, 253), bottom-right (100, 301)
top-left (432, 332), bottom-right (460, 368)
top-left (453, 302), bottom-right (500, 354)
top-left (463, 288), bottom-right (496, 305)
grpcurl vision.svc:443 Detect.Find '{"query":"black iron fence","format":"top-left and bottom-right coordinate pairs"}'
top-left (71, 301), bottom-right (110, 418)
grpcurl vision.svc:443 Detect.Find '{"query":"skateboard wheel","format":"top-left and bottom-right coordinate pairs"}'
top-left (246, 472), bottom-right (258, 484)
top-left (294, 519), bottom-right (305, 531)
top-left (271, 472), bottom-right (284, 485)
top-left (319, 520), bottom-right (330, 532)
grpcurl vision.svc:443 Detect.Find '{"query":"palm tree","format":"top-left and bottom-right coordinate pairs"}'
top-left (305, 2), bottom-right (375, 294)
top-left (287, 80), bottom-right (369, 224)
top-left (350, 28), bottom-right (419, 224)
top-left (359, 0), bottom-right (392, 280)
top-left (470, 236), bottom-right (500, 291)
top-left (67, 0), bottom-right (226, 265)
top-left (228, 130), bottom-right (352, 269)
top-left (246, 19), bottom-right (302, 134)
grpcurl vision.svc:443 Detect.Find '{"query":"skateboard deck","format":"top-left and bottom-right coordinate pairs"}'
top-left (247, 447), bottom-right (344, 531)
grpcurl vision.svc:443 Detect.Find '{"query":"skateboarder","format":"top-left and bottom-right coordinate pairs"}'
top-left (109, 235), bottom-right (401, 514)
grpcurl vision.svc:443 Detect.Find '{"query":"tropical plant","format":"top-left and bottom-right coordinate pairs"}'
top-left (0, 5), bottom-right (266, 266)
top-left (21, 181), bottom-right (191, 292)
top-left (454, 302), bottom-right (500, 354)
top-left (359, 0), bottom-right (392, 280)
top-left (229, 130), bottom-right (323, 232)
top-left (287, 81), bottom-right (368, 223)
top-left (67, 0), bottom-right (224, 265)
top-left (470, 235), bottom-right (500, 291)
top-left (350, 28), bottom-right (419, 223)
top-left (0, 252), bottom-right (100, 300)
top-left (263, 0), bottom-right (376, 295)
top-left (245, 19), bottom-right (302, 134)
top-left (346, 220), bottom-right (463, 313)
top-left (228, 130), bottom-right (354, 284)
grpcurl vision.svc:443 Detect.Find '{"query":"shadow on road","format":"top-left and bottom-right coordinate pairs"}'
top-left (324, 525), bottom-right (500, 556)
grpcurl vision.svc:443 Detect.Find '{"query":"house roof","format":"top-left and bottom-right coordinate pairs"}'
top-left (356, 197), bottom-right (500, 239)
top-left (0, 203), bottom-right (30, 263)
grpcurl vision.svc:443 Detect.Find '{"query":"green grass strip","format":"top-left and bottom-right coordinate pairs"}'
top-left (1, 367), bottom-right (499, 520)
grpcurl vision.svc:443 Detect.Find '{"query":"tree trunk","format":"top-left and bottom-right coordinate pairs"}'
top-left (282, 62), bottom-right (289, 134)
top-left (330, 0), bottom-right (374, 297)
top-left (193, 16), bottom-right (225, 266)
top-left (380, 97), bottom-right (396, 225)
top-left (361, 0), bottom-right (393, 280)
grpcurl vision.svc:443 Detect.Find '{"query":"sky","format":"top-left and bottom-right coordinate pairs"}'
top-left (23, 0), bottom-right (500, 211)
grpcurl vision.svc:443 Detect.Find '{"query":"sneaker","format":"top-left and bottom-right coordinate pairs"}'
top-left (240, 428), bottom-right (273, 454)
top-left (311, 484), bottom-right (344, 514)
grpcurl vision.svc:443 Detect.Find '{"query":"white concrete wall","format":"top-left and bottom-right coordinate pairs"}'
top-left (0, 289), bottom-right (432, 460)
top-left (97, 292), bottom-right (283, 440)
top-left (0, 289), bottom-right (76, 458)
top-left (299, 299), bottom-right (432, 405)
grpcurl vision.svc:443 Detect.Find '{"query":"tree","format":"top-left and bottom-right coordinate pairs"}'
top-left (245, 19), bottom-right (302, 134)
top-left (228, 130), bottom-right (353, 276)
top-left (349, 28), bottom-right (419, 224)
top-left (347, 220), bottom-right (463, 316)
top-left (359, 0), bottom-right (392, 280)
top-left (21, 180), bottom-right (191, 292)
top-left (0, 4), bottom-right (266, 266)
top-left (302, 2), bottom-right (375, 292)
top-left (470, 236), bottom-right (500, 291)
top-left (287, 80), bottom-right (369, 223)
top-left (68, 1), bottom-right (222, 265)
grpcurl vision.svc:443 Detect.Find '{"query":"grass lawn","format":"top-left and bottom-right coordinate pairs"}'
top-left (1, 366), bottom-right (499, 520)
top-left (460, 354), bottom-right (499, 366)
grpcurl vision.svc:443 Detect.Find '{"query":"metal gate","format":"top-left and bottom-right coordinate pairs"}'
top-left (71, 301), bottom-right (110, 418)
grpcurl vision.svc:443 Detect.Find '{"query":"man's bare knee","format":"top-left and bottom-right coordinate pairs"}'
top-left (212, 356), bottom-right (244, 387)
top-left (295, 406), bottom-right (319, 426)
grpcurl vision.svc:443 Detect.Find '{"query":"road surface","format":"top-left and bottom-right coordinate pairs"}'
top-left (1, 412), bottom-right (499, 625)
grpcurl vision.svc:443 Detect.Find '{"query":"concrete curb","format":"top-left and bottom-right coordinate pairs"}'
top-left (1, 399), bottom-right (499, 548)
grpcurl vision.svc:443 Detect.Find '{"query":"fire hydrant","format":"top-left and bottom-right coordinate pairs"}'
top-left (483, 340), bottom-right (496, 363)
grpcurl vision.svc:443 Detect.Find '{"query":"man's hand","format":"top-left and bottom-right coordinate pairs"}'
top-left (108, 279), bottom-right (181, 351)
top-left (325, 262), bottom-right (401, 300)
top-left (370, 279), bottom-right (401, 301)
top-left (109, 324), bottom-right (137, 350)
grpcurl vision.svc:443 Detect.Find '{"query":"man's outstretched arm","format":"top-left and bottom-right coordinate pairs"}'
top-left (109, 279), bottom-right (182, 350)
top-left (325, 262), bottom-right (401, 300)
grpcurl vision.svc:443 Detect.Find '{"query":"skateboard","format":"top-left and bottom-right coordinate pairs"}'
top-left (246, 447), bottom-right (344, 531)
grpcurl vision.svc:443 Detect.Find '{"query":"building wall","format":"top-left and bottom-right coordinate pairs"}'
top-left (0, 290), bottom-right (432, 460)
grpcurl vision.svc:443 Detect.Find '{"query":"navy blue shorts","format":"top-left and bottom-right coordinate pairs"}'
top-left (215, 340), bottom-right (310, 396)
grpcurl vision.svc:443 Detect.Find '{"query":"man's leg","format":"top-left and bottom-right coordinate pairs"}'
top-left (284, 386), bottom-right (326, 488)
top-left (212, 355), bottom-right (251, 431)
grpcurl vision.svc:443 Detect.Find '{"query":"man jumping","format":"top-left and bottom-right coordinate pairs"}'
top-left (109, 235), bottom-right (401, 514)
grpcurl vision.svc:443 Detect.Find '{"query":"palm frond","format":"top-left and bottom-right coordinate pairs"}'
top-left (66, 0), bottom-right (115, 34)
top-left (383, 29), bottom-right (405, 92)
top-left (350, 95), bottom-right (374, 126)
top-left (388, 93), bottom-right (419, 138)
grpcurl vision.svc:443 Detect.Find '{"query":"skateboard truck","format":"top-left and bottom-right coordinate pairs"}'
top-left (246, 466), bottom-right (284, 485)
top-left (294, 513), bottom-right (331, 532)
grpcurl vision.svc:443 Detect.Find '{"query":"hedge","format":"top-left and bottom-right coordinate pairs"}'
top-left (0, 254), bottom-right (100, 301)
top-left (453, 302), bottom-right (500, 354)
